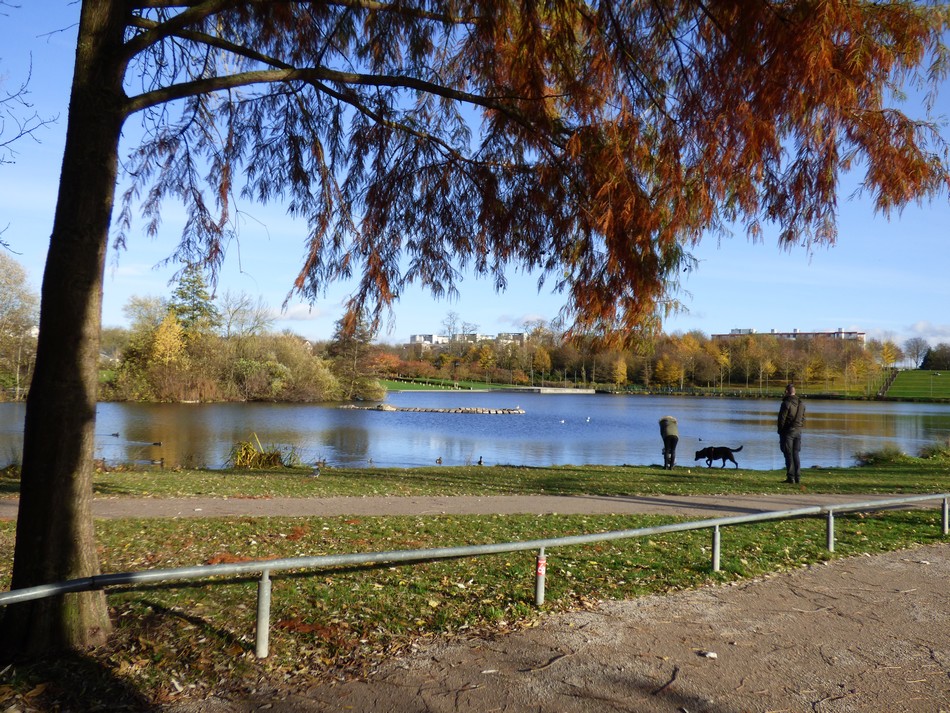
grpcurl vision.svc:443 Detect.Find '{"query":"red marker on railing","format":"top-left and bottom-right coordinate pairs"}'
top-left (535, 548), bottom-right (547, 606)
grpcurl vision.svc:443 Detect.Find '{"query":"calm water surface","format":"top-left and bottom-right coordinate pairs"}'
top-left (1, 392), bottom-right (949, 470)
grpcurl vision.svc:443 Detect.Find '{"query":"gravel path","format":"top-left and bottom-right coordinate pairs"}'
top-left (169, 542), bottom-right (950, 713)
top-left (0, 492), bottom-right (928, 520)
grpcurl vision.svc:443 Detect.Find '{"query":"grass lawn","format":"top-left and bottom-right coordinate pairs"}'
top-left (886, 369), bottom-right (950, 400)
top-left (381, 378), bottom-right (516, 391)
top-left (0, 455), bottom-right (948, 709)
top-left (1, 455), bottom-right (944, 499)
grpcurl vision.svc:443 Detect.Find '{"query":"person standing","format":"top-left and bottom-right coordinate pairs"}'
top-left (777, 384), bottom-right (805, 483)
top-left (658, 416), bottom-right (679, 470)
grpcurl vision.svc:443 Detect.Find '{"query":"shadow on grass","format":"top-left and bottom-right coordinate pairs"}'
top-left (0, 594), bottom-right (267, 711)
top-left (0, 649), bottom-right (157, 712)
top-left (92, 482), bottom-right (155, 497)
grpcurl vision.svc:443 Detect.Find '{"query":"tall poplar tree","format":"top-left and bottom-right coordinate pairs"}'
top-left (4, 0), bottom-right (950, 658)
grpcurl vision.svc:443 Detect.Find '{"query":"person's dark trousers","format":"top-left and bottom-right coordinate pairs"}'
top-left (662, 435), bottom-right (678, 470)
top-left (780, 431), bottom-right (801, 483)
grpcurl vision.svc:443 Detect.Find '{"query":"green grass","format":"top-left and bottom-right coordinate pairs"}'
top-left (886, 370), bottom-right (950, 400)
top-left (380, 377), bottom-right (516, 391)
top-left (382, 369), bottom-right (950, 400)
top-left (0, 508), bottom-right (946, 709)
top-left (384, 376), bottom-right (895, 398)
top-left (380, 378), bottom-right (456, 391)
top-left (1, 455), bottom-right (946, 500)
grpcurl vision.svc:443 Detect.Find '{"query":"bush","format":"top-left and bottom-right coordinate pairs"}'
top-left (853, 445), bottom-right (910, 467)
top-left (228, 433), bottom-right (300, 469)
top-left (919, 436), bottom-right (950, 460)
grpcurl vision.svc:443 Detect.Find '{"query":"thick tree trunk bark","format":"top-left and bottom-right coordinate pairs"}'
top-left (0, 1), bottom-right (127, 658)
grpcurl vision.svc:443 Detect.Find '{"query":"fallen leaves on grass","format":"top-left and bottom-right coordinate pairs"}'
top-left (205, 552), bottom-right (255, 565)
top-left (285, 525), bottom-right (310, 541)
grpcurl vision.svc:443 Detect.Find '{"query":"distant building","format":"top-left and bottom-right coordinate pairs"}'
top-left (451, 332), bottom-right (485, 344)
top-left (712, 328), bottom-right (866, 345)
top-left (408, 334), bottom-right (450, 348)
top-left (407, 331), bottom-right (527, 348)
top-left (496, 332), bottom-right (526, 346)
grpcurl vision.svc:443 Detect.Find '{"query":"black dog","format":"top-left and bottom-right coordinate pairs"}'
top-left (695, 445), bottom-right (743, 468)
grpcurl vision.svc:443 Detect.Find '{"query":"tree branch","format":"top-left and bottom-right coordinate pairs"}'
top-left (126, 65), bottom-right (568, 149)
top-left (127, 14), bottom-right (294, 71)
top-left (122, 0), bottom-right (234, 61)
top-left (0, 63), bottom-right (57, 165)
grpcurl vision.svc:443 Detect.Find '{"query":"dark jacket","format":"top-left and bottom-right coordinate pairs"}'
top-left (777, 395), bottom-right (805, 434)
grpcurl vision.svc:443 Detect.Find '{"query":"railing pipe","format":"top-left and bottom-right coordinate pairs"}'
top-left (0, 506), bottom-right (827, 608)
top-left (712, 525), bottom-right (721, 572)
top-left (826, 511), bottom-right (835, 552)
top-left (256, 569), bottom-right (272, 659)
top-left (5, 494), bottom-right (949, 609)
top-left (535, 548), bottom-right (546, 606)
top-left (817, 493), bottom-right (944, 514)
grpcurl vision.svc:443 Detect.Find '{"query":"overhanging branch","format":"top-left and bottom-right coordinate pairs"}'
top-left (125, 66), bottom-right (570, 150)
top-left (127, 14), bottom-right (294, 72)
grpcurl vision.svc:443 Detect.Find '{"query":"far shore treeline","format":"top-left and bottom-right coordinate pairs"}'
top-left (3, 257), bottom-right (950, 403)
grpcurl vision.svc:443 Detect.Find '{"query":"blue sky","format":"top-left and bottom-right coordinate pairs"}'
top-left (2, 4), bottom-right (949, 347)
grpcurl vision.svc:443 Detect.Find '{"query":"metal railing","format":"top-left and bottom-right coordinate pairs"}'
top-left (1, 493), bottom-right (947, 658)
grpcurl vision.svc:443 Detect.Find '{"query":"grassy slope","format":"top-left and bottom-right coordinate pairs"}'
top-left (383, 370), bottom-right (950, 400)
top-left (887, 369), bottom-right (950, 400)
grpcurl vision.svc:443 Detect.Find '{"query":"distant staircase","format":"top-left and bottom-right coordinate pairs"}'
top-left (876, 368), bottom-right (899, 398)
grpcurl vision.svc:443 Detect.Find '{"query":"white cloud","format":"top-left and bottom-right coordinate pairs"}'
top-left (276, 303), bottom-right (328, 321)
top-left (497, 312), bottom-right (549, 328)
top-left (906, 321), bottom-right (950, 344)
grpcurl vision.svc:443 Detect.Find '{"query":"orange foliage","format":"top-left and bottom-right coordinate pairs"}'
top-left (120, 1), bottom-right (950, 348)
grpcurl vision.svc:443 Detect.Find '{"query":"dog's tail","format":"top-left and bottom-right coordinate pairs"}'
top-left (734, 445), bottom-right (743, 452)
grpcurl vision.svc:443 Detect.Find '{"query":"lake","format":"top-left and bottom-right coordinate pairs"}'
top-left (2, 392), bottom-right (949, 471)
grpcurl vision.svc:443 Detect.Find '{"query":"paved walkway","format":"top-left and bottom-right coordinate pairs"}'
top-left (0, 492), bottom-right (930, 521)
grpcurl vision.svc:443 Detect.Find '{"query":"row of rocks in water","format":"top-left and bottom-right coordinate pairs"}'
top-left (340, 404), bottom-right (525, 415)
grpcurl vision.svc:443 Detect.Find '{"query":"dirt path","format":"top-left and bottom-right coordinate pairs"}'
top-left (0, 492), bottom-right (928, 520)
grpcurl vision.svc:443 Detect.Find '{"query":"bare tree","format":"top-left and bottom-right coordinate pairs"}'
top-left (122, 294), bottom-right (169, 334)
top-left (440, 311), bottom-right (460, 341)
top-left (0, 65), bottom-right (54, 167)
top-left (904, 337), bottom-right (930, 369)
top-left (1, 50), bottom-right (56, 247)
top-left (220, 290), bottom-right (274, 338)
top-left (5, 0), bottom-right (950, 659)
top-left (1, 0), bottom-right (57, 169)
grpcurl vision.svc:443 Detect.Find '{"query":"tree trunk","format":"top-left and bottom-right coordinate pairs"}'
top-left (0, 0), bottom-right (127, 658)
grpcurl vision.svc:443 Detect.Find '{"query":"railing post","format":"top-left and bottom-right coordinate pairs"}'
top-left (826, 511), bottom-right (835, 552)
top-left (256, 569), bottom-right (272, 659)
top-left (535, 548), bottom-right (546, 607)
top-left (711, 525), bottom-right (721, 572)
top-left (943, 497), bottom-right (949, 536)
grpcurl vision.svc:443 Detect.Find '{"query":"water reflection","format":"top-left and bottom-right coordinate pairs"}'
top-left (0, 393), bottom-right (948, 470)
